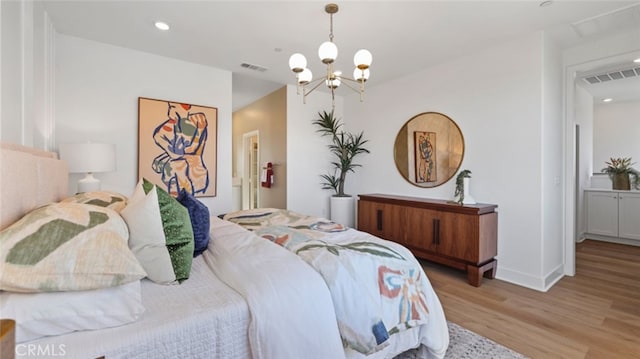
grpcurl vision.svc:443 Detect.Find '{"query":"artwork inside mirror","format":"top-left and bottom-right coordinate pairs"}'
top-left (394, 112), bottom-right (464, 188)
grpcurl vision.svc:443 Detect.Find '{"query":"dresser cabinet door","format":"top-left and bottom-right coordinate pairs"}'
top-left (437, 211), bottom-right (478, 262)
top-left (403, 207), bottom-right (438, 253)
top-left (358, 200), bottom-right (405, 244)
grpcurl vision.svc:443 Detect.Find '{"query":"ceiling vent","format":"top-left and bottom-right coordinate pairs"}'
top-left (240, 62), bottom-right (268, 72)
top-left (581, 66), bottom-right (640, 85)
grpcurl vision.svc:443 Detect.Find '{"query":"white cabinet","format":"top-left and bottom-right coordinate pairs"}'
top-left (586, 191), bottom-right (618, 236)
top-left (585, 190), bottom-right (640, 243)
top-left (618, 192), bottom-right (640, 240)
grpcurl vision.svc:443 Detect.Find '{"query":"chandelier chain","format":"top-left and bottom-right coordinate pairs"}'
top-left (329, 13), bottom-right (334, 42)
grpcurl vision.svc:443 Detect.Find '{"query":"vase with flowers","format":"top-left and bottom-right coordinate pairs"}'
top-left (602, 157), bottom-right (640, 190)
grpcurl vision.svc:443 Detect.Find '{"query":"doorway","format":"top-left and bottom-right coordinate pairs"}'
top-left (242, 131), bottom-right (260, 210)
top-left (564, 50), bottom-right (640, 276)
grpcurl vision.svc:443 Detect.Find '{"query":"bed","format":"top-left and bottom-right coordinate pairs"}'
top-left (0, 143), bottom-right (449, 359)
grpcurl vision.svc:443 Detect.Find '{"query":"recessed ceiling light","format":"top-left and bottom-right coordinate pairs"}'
top-left (154, 21), bottom-right (170, 31)
top-left (539, 1), bottom-right (553, 7)
top-left (602, 98), bottom-right (613, 103)
top-left (634, 58), bottom-right (640, 63)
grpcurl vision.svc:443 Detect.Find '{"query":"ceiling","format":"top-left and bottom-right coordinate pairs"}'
top-left (40, 1), bottom-right (640, 110)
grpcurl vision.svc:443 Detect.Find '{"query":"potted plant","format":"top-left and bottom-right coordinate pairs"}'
top-left (313, 110), bottom-right (370, 226)
top-left (602, 157), bottom-right (640, 190)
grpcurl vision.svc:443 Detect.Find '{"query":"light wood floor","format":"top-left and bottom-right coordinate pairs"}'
top-left (421, 239), bottom-right (640, 359)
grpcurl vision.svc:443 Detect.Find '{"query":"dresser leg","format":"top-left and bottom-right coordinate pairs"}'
top-left (467, 259), bottom-right (497, 287)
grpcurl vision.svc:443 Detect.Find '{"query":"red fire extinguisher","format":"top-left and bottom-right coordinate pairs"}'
top-left (261, 162), bottom-right (274, 188)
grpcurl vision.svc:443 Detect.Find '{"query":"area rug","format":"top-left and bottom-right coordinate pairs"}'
top-left (394, 322), bottom-right (528, 359)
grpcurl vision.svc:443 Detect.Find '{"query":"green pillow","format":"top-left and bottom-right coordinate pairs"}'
top-left (121, 179), bottom-right (194, 284)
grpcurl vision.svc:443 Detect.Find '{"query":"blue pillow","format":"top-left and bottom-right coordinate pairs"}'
top-left (176, 190), bottom-right (211, 257)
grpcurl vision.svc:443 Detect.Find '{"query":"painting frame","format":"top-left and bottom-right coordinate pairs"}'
top-left (138, 97), bottom-right (218, 198)
top-left (414, 131), bottom-right (437, 183)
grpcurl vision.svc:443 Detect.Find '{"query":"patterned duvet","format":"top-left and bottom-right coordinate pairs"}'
top-left (224, 208), bottom-right (449, 357)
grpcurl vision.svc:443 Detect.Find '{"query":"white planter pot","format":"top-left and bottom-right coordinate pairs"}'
top-left (330, 196), bottom-right (355, 228)
top-left (462, 177), bottom-right (477, 204)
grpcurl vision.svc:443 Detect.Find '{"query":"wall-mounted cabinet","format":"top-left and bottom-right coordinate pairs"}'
top-left (585, 189), bottom-right (640, 244)
top-left (357, 194), bottom-right (498, 287)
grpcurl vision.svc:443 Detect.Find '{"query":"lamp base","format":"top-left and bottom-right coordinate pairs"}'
top-left (77, 173), bottom-right (101, 193)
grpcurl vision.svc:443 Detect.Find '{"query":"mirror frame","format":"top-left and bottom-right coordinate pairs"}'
top-left (393, 112), bottom-right (465, 188)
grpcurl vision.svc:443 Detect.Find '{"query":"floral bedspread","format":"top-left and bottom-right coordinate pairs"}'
top-left (224, 208), bottom-right (433, 355)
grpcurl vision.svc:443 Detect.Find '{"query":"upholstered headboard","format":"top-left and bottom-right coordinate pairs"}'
top-left (0, 143), bottom-right (68, 230)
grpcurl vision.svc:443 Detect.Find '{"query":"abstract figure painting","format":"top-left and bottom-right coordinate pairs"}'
top-left (138, 97), bottom-right (217, 197)
top-left (414, 131), bottom-right (436, 183)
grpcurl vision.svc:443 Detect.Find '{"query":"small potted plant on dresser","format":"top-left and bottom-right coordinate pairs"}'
top-left (602, 157), bottom-right (640, 190)
top-left (313, 110), bottom-right (369, 227)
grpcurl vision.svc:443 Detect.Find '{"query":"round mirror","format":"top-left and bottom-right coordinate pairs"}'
top-left (393, 112), bottom-right (465, 188)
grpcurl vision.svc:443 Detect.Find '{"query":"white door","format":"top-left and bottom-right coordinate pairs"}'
top-left (242, 131), bottom-right (260, 210)
top-left (618, 192), bottom-right (640, 241)
top-left (586, 191), bottom-right (619, 237)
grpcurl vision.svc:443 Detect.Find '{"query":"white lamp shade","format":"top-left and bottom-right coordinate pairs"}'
top-left (59, 143), bottom-right (116, 173)
top-left (354, 49), bottom-right (372, 69)
top-left (353, 68), bottom-right (370, 82)
top-left (298, 68), bottom-right (313, 84)
top-left (289, 53), bottom-right (307, 73)
top-left (318, 41), bottom-right (338, 63)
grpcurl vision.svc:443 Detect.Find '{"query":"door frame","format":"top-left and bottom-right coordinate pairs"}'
top-left (242, 130), bottom-right (260, 209)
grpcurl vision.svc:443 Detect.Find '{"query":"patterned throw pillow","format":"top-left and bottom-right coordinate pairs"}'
top-left (61, 191), bottom-right (128, 212)
top-left (120, 179), bottom-right (194, 284)
top-left (0, 203), bottom-right (146, 292)
top-left (176, 189), bottom-right (210, 257)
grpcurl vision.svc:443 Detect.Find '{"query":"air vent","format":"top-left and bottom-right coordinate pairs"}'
top-left (240, 62), bottom-right (268, 72)
top-left (581, 66), bottom-right (640, 85)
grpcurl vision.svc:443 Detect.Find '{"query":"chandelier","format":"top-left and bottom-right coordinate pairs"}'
top-left (288, 3), bottom-right (372, 109)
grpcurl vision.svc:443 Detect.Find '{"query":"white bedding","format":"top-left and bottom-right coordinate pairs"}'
top-left (205, 217), bottom-right (346, 359)
top-left (22, 254), bottom-right (251, 359)
top-left (15, 215), bottom-right (448, 359)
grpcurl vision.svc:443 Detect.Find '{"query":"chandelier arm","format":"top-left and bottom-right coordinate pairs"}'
top-left (339, 77), bottom-right (362, 84)
top-left (303, 78), bottom-right (326, 98)
top-left (337, 78), bottom-right (362, 94)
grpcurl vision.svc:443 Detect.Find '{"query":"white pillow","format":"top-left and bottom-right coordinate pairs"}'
top-left (0, 280), bottom-right (145, 343)
top-left (121, 180), bottom-right (194, 285)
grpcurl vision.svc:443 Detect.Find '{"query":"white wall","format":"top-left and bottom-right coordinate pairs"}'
top-left (541, 34), bottom-right (564, 287)
top-left (346, 32), bottom-right (552, 290)
top-left (286, 85), bottom-right (344, 218)
top-left (1, 0), bottom-right (24, 143)
top-left (1, 1), bottom-right (54, 149)
top-left (574, 86), bottom-right (594, 238)
top-left (593, 100), bottom-right (640, 169)
top-left (55, 34), bottom-right (233, 214)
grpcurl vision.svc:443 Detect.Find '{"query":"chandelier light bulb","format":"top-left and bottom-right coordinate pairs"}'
top-left (353, 68), bottom-right (370, 82)
top-left (354, 49), bottom-right (372, 70)
top-left (298, 68), bottom-right (313, 84)
top-left (289, 53), bottom-right (307, 73)
top-left (326, 71), bottom-right (342, 89)
top-left (318, 41), bottom-right (338, 64)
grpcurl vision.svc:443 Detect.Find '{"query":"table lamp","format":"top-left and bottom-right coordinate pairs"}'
top-left (59, 143), bottom-right (116, 193)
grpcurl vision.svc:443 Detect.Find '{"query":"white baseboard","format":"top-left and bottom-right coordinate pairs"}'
top-left (543, 264), bottom-right (564, 290)
top-left (584, 235), bottom-right (640, 247)
top-left (496, 265), bottom-right (565, 292)
top-left (495, 267), bottom-right (546, 292)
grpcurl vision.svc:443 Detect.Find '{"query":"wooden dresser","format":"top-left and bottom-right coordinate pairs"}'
top-left (357, 194), bottom-right (498, 286)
